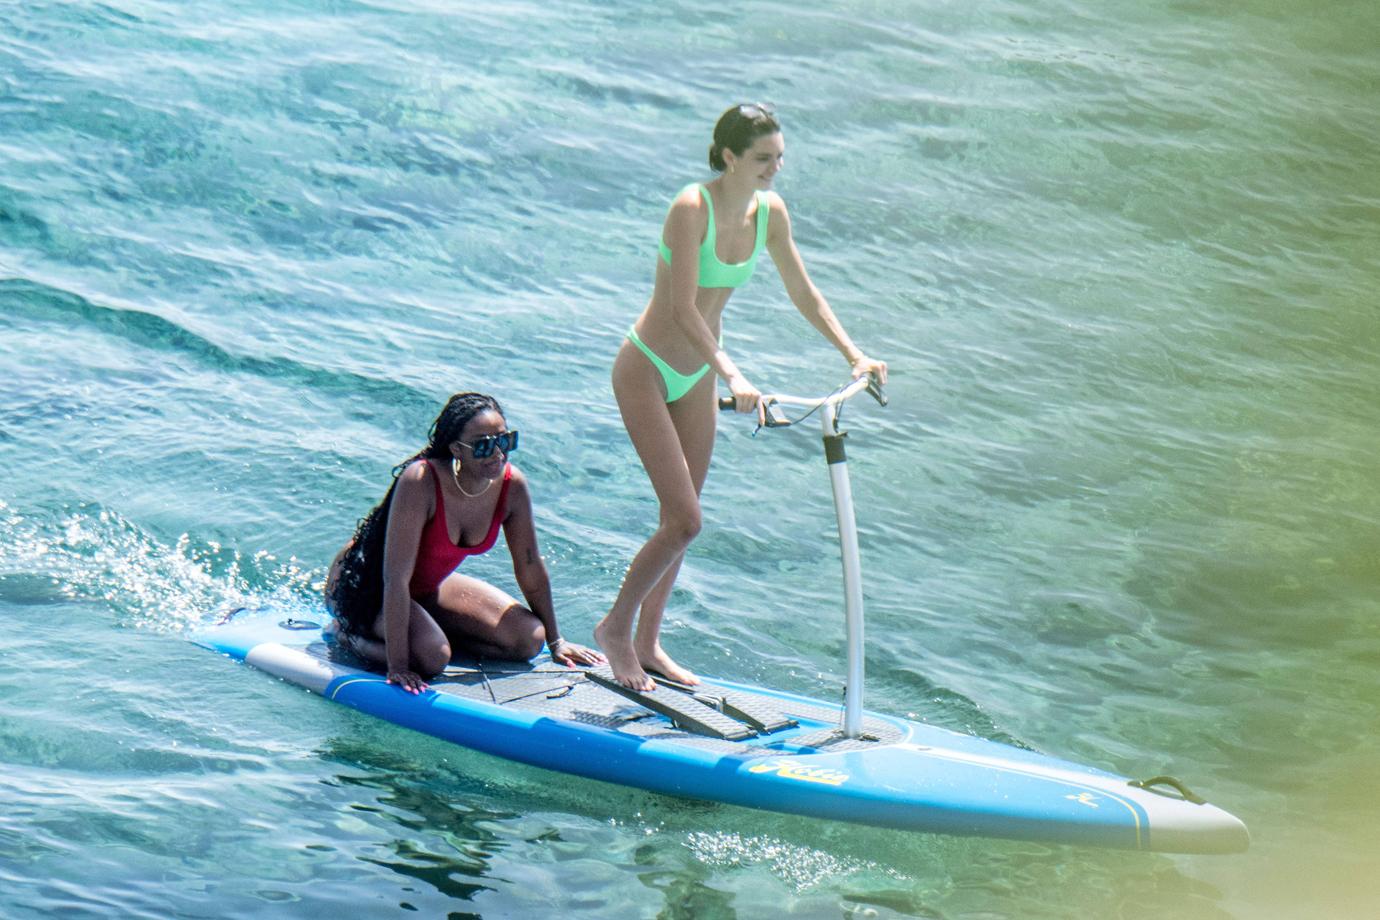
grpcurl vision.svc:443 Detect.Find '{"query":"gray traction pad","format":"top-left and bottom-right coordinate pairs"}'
top-left (584, 666), bottom-right (759, 741)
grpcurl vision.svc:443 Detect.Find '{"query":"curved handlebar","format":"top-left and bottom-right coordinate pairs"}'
top-left (718, 374), bottom-right (887, 427)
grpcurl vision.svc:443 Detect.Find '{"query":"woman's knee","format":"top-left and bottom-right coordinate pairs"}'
top-left (660, 504), bottom-right (702, 545)
top-left (514, 623), bottom-right (546, 660)
top-left (494, 614), bottom-right (545, 660)
top-left (413, 639), bottom-right (452, 677)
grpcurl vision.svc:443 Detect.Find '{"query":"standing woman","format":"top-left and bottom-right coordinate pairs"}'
top-left (327, 392), bottom-right (602, 694)
top-left (595, 104), bottom-right (888, 690)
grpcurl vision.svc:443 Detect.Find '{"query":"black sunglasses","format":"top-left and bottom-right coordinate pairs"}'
top-left (457, 430), bottom-right (519, 459)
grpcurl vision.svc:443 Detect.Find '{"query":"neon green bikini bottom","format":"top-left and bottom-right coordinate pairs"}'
top-left (626, 326), bottom-right (711, 403)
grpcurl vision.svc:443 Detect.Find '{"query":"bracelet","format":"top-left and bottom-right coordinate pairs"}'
top-left (547, 636), bottom-right (569, 653)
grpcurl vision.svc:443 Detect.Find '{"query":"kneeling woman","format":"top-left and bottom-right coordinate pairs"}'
top-left (327, 392), bottom-right (603, 693)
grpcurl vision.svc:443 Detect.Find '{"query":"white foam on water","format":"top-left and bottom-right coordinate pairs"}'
top-left (0, 498), bottom-right (319, 632)
top-left (684, 830), bottom-right (908, 893)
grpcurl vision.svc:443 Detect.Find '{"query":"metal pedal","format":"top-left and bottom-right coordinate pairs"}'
top-left (585, 667), bottom-right (757, 741)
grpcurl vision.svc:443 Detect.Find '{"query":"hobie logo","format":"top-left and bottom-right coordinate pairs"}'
top-left (747, 759), bottom-right (850, 786)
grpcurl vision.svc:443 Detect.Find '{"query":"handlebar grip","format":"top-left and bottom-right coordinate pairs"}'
top-left (720, 395), bottom-right (788, 426)
top-left (867, 374), bottom-right (889, 407)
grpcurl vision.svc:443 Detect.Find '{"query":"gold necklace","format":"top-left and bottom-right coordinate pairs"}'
top-left (451, 457), bottom-right (494, 498)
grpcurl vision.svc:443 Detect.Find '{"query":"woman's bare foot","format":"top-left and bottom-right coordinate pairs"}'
top-left (636, 641), bottom-right (699, 686)
top-left (594, 618), bottom-right (655, 691)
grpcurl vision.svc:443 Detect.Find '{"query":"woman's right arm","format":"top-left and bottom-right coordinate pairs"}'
top-left (663, 192), bottom-right (760, 413)
top-left (378, 462), bottom-right (429, 687)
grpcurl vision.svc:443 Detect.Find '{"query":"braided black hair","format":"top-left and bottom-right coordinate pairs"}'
top-left (329, 393), bottom-right (504, 636)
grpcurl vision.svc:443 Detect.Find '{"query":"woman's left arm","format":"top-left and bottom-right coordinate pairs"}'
top-left (765, 194), bottom-right (888, 383)
top-left (502, 470), bottom-right (604, 666)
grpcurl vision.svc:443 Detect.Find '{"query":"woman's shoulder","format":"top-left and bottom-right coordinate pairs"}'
top-left (665, 183), bottom-right (711, 227)
top-left (499, 463), bottom-right (533, 518)
top-left (667, 181), bottom-right (715, 213)
top-left (393, 458), bottom-right (437, 502)
top-left (764, 190), bottom-right (792, 242)
top-left (399, 457), bottom-right (433, 481)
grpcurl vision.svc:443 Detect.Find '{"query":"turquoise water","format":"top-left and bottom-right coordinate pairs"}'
top-left (2, 0), bottom-right (1377, 916)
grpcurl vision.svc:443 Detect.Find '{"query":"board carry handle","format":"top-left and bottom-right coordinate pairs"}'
top-left (279, 618), bottom-right (322, 630)
top-left (1128, 775), bottom-right (1207, 805)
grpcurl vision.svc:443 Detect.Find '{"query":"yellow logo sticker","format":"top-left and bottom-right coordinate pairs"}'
top-left (747, 759), bottom-right (850, 786)
top-left (1066, 792), bottom-right (1100, 808)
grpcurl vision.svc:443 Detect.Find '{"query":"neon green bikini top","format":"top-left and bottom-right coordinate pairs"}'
top-left (658, 183), bottom-right (770, 289)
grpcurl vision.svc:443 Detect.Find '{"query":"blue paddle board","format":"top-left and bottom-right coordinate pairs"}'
top-left (191, 606), bottom-right (1248, 854)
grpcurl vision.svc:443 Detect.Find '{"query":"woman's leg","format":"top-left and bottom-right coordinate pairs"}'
top-left (327, 540), bottom-right (449, 676)
top-left (631, 372), bottom-right (717, 684)
top-left (596, 340), bottom-right (707, 690)
top-left (349, 600), bottom-right (453, 678)
top-left (332, 559), bottom-right (541, 673)
top-left (427, 573), bottom-right (545, 661)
